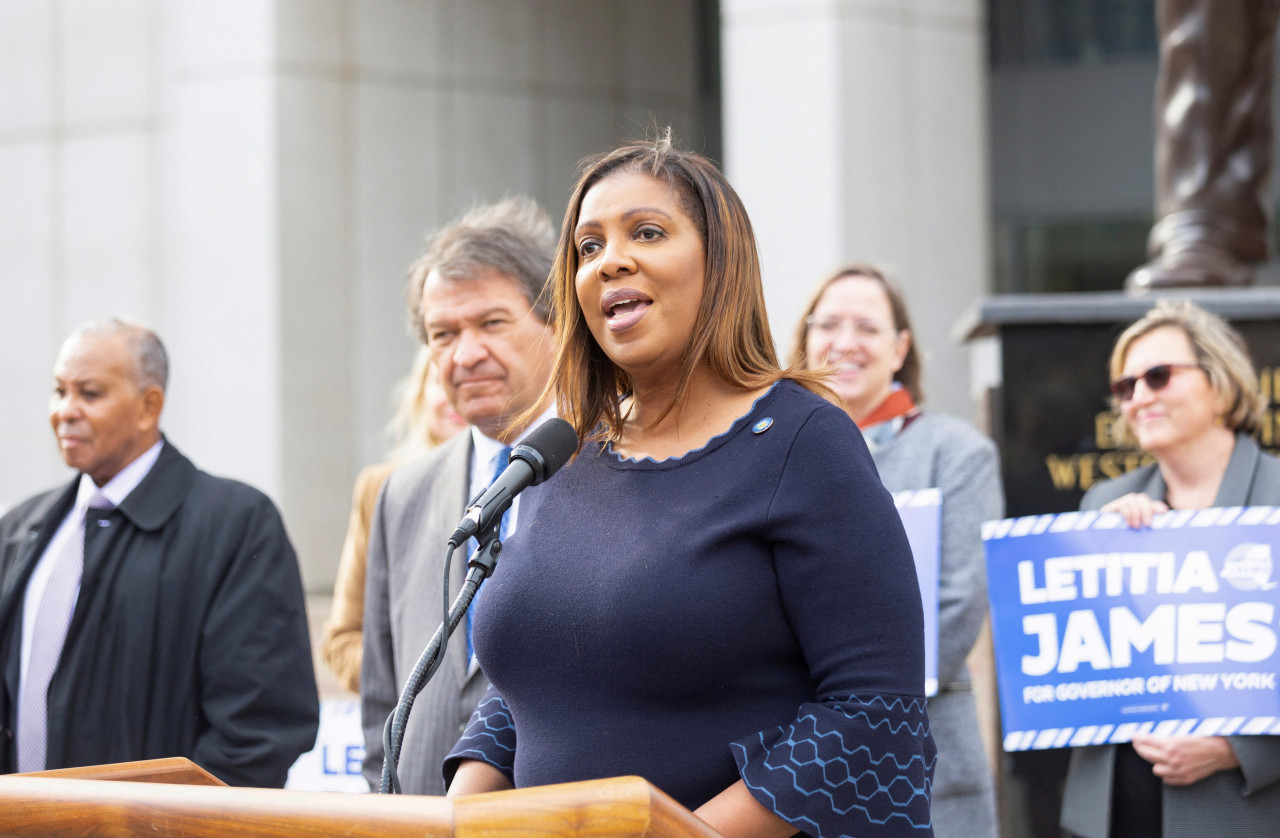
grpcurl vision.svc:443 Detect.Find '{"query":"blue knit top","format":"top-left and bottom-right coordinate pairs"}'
top-left (445, 380), bottom-right (936, 836)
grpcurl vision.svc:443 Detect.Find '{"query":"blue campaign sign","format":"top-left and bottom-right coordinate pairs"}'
top-left (286, 700), bottom-right (368, 792)
top-left (893, 489), bottom-right (941, 697)
top-left (983, 506), bottom-right (1280, 752)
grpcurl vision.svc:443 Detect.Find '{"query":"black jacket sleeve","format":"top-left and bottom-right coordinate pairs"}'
top-left (193, 494), bottom-right (319, 787)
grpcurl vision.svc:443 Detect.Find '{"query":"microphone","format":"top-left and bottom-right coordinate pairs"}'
top-left (448, 417), bottom-right (578, 547)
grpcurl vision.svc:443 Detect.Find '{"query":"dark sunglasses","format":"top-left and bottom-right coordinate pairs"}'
top-left (1109, 363), bottom-right (1203, 402)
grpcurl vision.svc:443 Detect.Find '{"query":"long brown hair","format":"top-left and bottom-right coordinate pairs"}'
top-left (538, 132), bottom-right (833, 443)
top-left (790, 263), bottom-right (925, 404)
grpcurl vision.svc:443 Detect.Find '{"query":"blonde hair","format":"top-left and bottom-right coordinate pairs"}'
top-left (537, 132), bottom-right (833, 443)
top-left (789, 264), bottom-right (925, 404)
top-left (1110, 299), bottom-right (1264, 436)
top-left (386, 347), bottom-right (455, 461)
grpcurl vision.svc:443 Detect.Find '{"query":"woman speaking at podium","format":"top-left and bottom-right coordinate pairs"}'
top-left (443, 135), bottom-right (937, 838)
top-left (1060, 300), bottom-right (1280, 838)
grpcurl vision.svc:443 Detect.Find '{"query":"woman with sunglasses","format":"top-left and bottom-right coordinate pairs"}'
top-left (792, 265), bottom-right (1001, 838)
top-left (1060, 299), bottom-right (1280, 838)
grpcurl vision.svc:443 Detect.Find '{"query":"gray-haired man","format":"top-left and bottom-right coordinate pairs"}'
top-left (0, 320), bottom-right (318, 786)
top-left (361, 198), bottom-right (557, 794)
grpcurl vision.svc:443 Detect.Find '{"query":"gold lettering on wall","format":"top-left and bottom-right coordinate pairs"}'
top-left (1259, 406), bottom-right (1279, 448)
top-left (1094, 412), bottom-right (1125, 450)
top-left (1260, 366), bottom-right (1279, 403)
top-left (1259, 366), bottom-right (1278, 448)
top-left (1047, 366), bottom-right (1278, 494)
top-left (1045, 452), bottom-right (1156, 492)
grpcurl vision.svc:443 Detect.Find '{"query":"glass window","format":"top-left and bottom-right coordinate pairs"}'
top-left (993, 217), bottom-right (1152, 293)
top-left (990, 0), bottom-right (1157, 69)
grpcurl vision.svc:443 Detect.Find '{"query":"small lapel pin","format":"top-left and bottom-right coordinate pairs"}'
top-left (752, 417), bottom-right (773, 434)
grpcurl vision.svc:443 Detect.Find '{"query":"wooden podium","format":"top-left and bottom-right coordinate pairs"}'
top-left (0, 758), bottom-right (722, 837)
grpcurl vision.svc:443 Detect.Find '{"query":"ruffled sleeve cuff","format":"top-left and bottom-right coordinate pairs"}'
top-left (731, 695), bottom-right (937, 837)
top-left (442, 689), bottom-right (517, 789)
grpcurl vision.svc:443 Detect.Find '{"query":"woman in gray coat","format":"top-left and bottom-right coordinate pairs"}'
top-left (794, 264), bottom-right (1001, 838)
top-left (1059, 299), bottom-right (1280, 838)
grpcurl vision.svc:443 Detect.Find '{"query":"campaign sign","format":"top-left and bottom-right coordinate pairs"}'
top-left (286, 700), bottom-right (368, 792)
top-left (893, 489), bottom-right (942, 697)
top-left (983, 507), bottom-right (1280, 752)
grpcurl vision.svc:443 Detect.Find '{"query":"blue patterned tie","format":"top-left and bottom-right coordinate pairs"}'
top-left (467, 447), bottom-right (513, 664)
top-left (17, 491), bottom-right (113, 772)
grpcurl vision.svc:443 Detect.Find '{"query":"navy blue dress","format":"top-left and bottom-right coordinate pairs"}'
top-left (446, 380), bottom-right (936, 836)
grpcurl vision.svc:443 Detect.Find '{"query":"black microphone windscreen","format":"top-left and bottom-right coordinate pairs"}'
top-left (517, 418), bottom-right (579, 483)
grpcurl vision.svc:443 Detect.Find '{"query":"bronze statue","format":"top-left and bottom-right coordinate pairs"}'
top-left (1128, 0), bottom-right (1280, 291)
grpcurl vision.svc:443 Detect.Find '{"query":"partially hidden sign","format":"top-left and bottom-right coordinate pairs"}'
top-left (894, 489), bottom-right (941, 697)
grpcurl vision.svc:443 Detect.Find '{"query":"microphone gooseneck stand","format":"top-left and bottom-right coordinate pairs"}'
top-left (375, 417), bottom-right (581, 794)
top-left (378, 522), bottom-right (503, 795)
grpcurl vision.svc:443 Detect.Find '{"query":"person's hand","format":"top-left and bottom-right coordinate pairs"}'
top-left (446, 759), bottom-right (514, 796)
top-left (1100, 492), bottom-right (1169, 529)
top-left (1130, 734), bottom-right (1239, 786)
top-left (693, 780), bottom-right (796, 837)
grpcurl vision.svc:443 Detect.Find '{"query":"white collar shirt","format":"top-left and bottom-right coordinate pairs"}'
top-left (466, 407), bottom-right (558, 534)
top-left (20, 438), bottom-right (165, 684)
top-left (464, 409), bottom-right (556, 675)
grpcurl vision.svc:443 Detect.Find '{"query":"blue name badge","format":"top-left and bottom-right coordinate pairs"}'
top-left (894, 489), bottom-right (942, 697)
top-left (983, 507), bottom-right (1280, 751)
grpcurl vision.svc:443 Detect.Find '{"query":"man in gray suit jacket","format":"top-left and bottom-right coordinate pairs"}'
top-left (361, 198), bottom-right (557, 795)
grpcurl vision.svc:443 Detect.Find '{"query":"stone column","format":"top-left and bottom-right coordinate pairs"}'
top-left (1, 0), bottom-right (710, 594)
top-left (161, 0), bottom-right (355, 589)
top-left (721, 0), bottom-right (990, 419)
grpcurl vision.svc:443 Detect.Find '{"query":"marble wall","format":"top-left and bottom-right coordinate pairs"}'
top-left (722, 0), bottom-right (990, 420)
top-left (0, 0), bottom-right (709, 589)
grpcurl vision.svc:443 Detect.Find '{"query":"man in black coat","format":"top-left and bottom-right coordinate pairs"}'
top-left (0, 320), bottom-right (318, 787)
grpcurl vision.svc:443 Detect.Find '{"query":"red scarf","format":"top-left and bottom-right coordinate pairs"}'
top-left (857, 387), bottom-right (918, 430)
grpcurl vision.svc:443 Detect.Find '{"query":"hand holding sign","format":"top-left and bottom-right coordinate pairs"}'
top-left (1100, 492), bottom-right (1169, 529)
top-left (1130, 733), bottom-right (1239, 786)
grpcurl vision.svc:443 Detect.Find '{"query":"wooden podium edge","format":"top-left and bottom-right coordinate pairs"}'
top-left (641, 778), bottom-right (725, 838)
top-left (0, 775), bottom-right (455, 837)
top-left (21, 756), bottom-right (226, 786)
top-left (452, 775), bottom-right (722, 838)
top-left (3, 759), bottom-right (723, 838)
